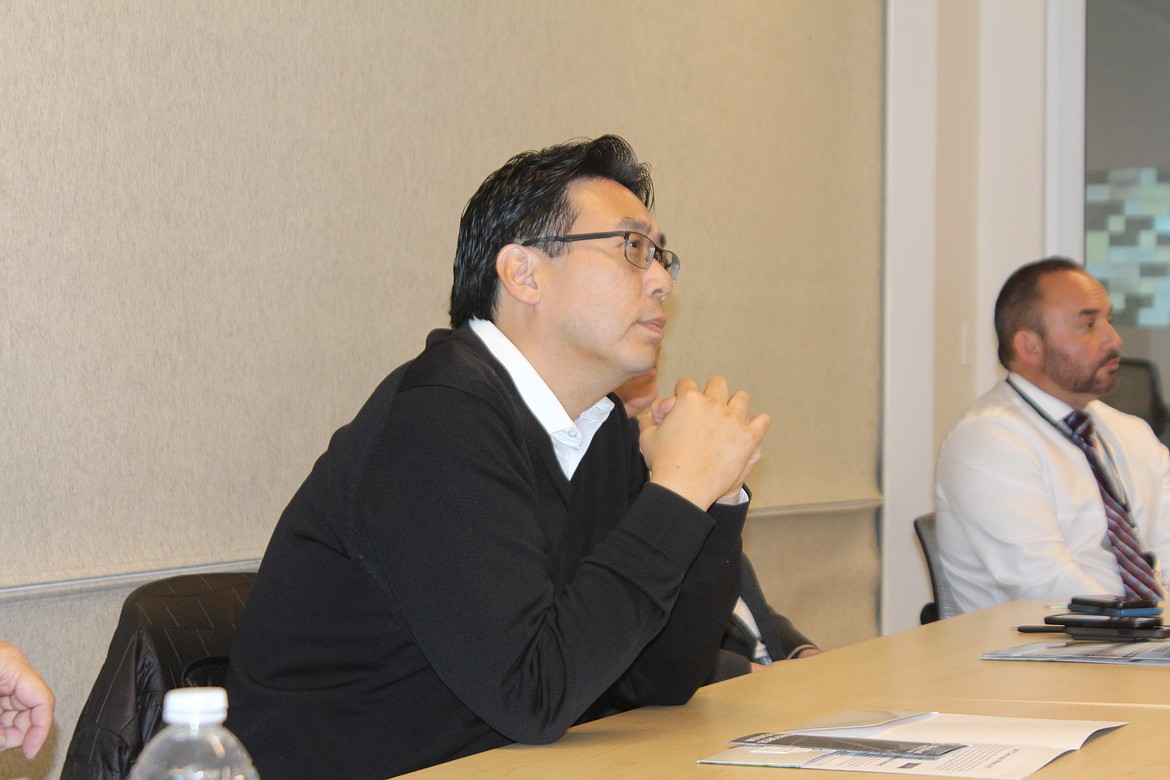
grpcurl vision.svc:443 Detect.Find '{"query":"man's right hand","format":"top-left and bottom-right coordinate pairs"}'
top-left (0, 642), bottom-right (54, 760)
top-left (638, 377), bottom-right (771, 509)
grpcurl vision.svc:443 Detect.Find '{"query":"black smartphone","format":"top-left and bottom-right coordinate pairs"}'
top-left (1064, 625), bottom-right (1170, 642)
top-left (1045, 612), bottom-right (1163, 628)
top-left (1067, 594), bottom-right (1162, 617)
top-left (1069, 594), bottom-right (1159, 609)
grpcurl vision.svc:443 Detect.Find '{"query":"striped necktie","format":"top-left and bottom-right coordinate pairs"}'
top-left (1065, 411), bottom-right (1163, 600)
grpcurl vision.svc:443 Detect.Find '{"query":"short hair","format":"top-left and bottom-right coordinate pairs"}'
top-left (993, 256), bottom-right (1087, 368)
top-left (448, 135), bottom-right (654, 328)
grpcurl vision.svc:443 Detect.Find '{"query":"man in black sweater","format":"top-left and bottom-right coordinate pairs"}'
top-left (226, 135), bottom-right (771, 779)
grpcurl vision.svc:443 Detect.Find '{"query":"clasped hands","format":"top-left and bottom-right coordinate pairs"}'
top-left (636, 376), bottom-right (771, 510)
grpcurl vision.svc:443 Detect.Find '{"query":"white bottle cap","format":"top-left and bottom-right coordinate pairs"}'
top-left (162, 687), bottom-right (229, 725)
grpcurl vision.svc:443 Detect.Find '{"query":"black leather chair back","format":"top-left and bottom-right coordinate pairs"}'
top-left (62, 572), bottom-right (256, 780)
top-left (1101, 357), bottom-right (1169, 437)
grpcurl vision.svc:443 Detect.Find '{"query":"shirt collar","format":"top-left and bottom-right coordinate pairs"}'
top-left (1007, 372), bottom-right (1078, 423)
top-left (467, 318), bottom-right (615, 442)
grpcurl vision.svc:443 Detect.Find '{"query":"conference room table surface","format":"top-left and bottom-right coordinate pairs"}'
top-left (399, 600), bottom-right (1170, 779)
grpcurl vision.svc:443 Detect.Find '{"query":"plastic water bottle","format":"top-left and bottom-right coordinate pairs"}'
top-left (129, 687), bottom-right (260, 780)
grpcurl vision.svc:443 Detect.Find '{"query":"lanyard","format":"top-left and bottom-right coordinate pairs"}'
top-left (1005, 378), bottom-right (1161, 583)
top-left (1005, 377), bottom-right (1132, 512)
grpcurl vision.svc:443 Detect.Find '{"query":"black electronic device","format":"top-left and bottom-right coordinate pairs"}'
top-left (1069, 594), bottom-right (1158, 610)
top-left (1044, 612), bottom-right (1163, 629)
top-left (1066, 594), bottom-right (1162, 617)
top-left (1064, 624), bottom-right (1170, 642)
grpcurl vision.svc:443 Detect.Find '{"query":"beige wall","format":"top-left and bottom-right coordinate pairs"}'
top-left (933, 0), bottom-right (981, 444)
top-left (1, 2), bottom-right (883, 776)
top-left (883, 0), bottom-right (1081, 633)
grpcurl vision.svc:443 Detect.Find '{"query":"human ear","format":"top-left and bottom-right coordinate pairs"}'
top-left (1013, 329), bottom-right (1044, 368)
top-left (495, 244), bottom-right (541, 306)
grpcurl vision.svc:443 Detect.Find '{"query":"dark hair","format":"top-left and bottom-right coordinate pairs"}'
top-left (448, 135), bottom-right (654, 328)
top-left (993, 256), bottom-right (1086, 368)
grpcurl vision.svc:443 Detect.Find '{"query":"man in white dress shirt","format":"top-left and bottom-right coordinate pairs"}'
top-left (936, 257), bottom-right (1170, 613)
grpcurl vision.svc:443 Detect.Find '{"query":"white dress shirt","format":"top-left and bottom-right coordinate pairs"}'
top-left (935, 373), bottom-right (1170, 613)
top-left (469, 319), bottom-right (613, 479)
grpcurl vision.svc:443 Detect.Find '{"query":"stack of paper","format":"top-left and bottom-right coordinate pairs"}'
top-left (698, 710), bottom-right (1124, 779)
top-left (982, 640), bottom-right (1170, 665)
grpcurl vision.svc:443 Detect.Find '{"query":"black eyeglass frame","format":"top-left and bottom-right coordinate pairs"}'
top-left (521, 230), bottom-right (680, 280)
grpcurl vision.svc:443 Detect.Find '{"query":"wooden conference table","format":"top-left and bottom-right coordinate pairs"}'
top-left (401, 600), bottom-right (1170, 778)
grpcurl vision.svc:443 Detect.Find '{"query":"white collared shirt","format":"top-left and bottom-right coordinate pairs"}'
top-left (468, 318), bottom-right (614, 479)
top-left (935, 372), bottom-right (1170, 612)
top-left (1005, 373), bottom-right (1134, 506)
top-left (1007, 373), bottom-right (1074, 427)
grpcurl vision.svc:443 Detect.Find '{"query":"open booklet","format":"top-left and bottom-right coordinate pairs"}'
top-left (698, 710), bottom-right (1124, 779)
top-left (982, 639), bottom-right (1170, 665)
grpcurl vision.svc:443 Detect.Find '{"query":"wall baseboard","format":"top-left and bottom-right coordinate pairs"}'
top-left (0, 559), bottom-right (262, 604)
top-left (751, 498), bottom-right (883, 518)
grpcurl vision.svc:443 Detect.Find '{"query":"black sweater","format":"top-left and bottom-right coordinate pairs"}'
top-left (226, 327), bottom-right (746, 779)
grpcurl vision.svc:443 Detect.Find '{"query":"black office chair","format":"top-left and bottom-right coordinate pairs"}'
top-left (1100, 357), bottom-right (1169, 437)
top-left (913, 513), bottom-right (961, 623)
top-left (62, 572), bottom-right (256, 780)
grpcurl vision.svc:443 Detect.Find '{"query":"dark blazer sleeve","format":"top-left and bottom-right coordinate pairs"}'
top-left (739, 553), bottom-right (817, 659)
top-left (707, 553), bottom-right (818, 683)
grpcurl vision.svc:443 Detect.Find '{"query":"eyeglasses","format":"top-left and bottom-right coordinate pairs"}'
top-left (522, 231), bottom-right (680, 280)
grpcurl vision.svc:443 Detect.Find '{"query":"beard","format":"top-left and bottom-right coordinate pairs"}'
top-left (1042, 343), bottom-right (1121, 398)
